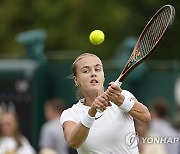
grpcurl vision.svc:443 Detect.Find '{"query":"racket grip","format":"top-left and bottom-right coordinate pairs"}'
top-left (96, 109), bottom-right (103, 113)
top-left (114, 79), bottom-right (122, 86)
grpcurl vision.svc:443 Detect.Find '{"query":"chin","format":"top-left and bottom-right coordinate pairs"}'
top-left (89, 86), bottom-right (102, 92)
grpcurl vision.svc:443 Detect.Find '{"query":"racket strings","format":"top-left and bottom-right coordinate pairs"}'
top-left (120, 5), bottom-right (175, 82)
top-left (138, 7), bottom-right (171, 58)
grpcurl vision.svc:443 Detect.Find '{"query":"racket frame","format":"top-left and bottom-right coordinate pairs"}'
top-left (115, 4), bottom-right (175, 84)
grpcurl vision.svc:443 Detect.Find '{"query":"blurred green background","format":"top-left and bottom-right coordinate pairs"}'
top-left (0, 0), bottom-right (179, 152)
top-left (0, 0), bottom-right (179, 60)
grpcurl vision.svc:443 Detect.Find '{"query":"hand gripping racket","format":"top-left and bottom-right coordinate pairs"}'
top-left (114, 4), bottom-right (175, 86)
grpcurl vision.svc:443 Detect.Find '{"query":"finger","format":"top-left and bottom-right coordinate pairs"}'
top-left (106, 95), bottom-right (114, 102)
top-left (106, 87), bottom-right (113, 94)
top-left (101, 93), bottom-right (109, 101)
top-left (105, 91), bottom-right (114, 99)
top-left (96, 96), bottom-right (109, 107)
top-left (107, 86), bottom-right (119, 93)
top-left (99, 104), bottom-right (107, 110)
top-left (97, 96), bottom-right (109, 107)
top-left (107, 86), bottom-right (122, 96)
top-left (109, 81), bottom-right (114, 86)
top-left (106, 90), bottom-right (117, 98)
top-left (109, 82), bottom-right (122, 91)
top-left (93, 99), bottom-right (105, 112)
top-left (106, 91), bottom-right (121, 103)
top-left (96, 100), bottom-right (107, 110)
top-left (110, 83), bottom-right (122, 92)
top-left (106, 91), bottom-right (113, 98)
top-left (95, 104), bottom-right (105, 112)
top-left (102, 93), bottom-right (112, 106)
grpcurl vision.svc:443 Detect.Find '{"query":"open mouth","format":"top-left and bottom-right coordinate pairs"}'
top-left (90, 79), bottom-right (98, 83)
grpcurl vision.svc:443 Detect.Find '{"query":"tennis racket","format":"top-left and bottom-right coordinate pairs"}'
top-left (114, 4), bottom-right (175, 86)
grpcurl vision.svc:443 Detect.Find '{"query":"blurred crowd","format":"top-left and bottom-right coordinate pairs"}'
top-left (0, 97), bottom-right (179, 154)
top-left (0, 106), bottom-right (36, 154)
top-left (135, 98), bottom-right (180, 154)
top-left (0, 98), bottom-right (77, 154)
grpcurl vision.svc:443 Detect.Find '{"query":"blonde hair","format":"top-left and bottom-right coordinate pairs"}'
top-left (72, 53), bottom-right (100, 77)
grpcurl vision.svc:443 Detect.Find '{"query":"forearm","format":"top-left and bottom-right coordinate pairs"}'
top-left (128, 100), bottom-right (151, 123)
top-left (65, 109), bottom-right (95, 149)
top-left (67, 122), bottom-right (90, 149)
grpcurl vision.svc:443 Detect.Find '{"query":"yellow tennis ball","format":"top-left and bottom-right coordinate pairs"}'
top-left (89, 30), bottom-right (105, 45)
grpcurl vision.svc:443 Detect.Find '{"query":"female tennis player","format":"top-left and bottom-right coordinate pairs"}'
top-left (60, 53), bottom-right (151, 154)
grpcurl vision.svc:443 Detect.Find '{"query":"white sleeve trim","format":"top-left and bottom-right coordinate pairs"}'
top-left (60, 108), bottom-right (79, 126)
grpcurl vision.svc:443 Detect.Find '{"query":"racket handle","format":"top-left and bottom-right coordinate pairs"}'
top-left (96, 109), bottom-right (103, 113)
top-left (114, 79), bottom-right (122, 86)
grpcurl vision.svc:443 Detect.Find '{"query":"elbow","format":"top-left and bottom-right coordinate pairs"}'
top-left (140, 105), bottom-right (151, 123)
top-left (142, 111), bottom-right (151, 123)
top-left (69, 143), bottom-right (79, 149)
top-left (67, 140), bottom-right (81, 149)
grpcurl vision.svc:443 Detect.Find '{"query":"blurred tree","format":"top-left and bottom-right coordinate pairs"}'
top-left (0, 0), bottom-right (179, 60)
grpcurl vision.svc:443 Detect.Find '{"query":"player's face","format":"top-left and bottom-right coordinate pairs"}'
top-left (75, 55), bottom-right (105, 94)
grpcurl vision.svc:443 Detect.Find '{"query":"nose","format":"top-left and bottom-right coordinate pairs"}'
top-left (91, 69), bottom-right (97, 77)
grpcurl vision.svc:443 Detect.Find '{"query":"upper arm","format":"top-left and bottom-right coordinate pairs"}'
top-left (60, 108), bottom-right (90, 148)
top-left (62, 121), bottom-right (77, 142)
top-left (60, 108), bottom-right (79, 137)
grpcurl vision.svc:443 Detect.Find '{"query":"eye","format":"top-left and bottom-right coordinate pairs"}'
top-left (82, 69), bottom-right (89, 73)
top-left (95, 67), bottom-right (102, 72)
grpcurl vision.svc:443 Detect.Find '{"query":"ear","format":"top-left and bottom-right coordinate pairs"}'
top-left (74, 76), bottom-right (79, 86)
